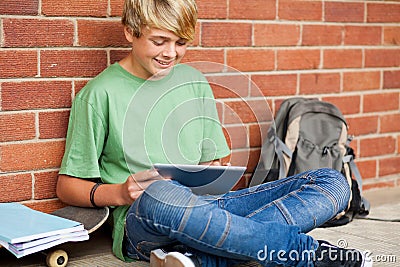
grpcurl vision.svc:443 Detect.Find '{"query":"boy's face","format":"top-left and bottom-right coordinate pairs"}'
top-left (123, 27), bottom-right (189, 80)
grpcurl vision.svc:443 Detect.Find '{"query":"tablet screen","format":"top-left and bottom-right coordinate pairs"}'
top-left (153, 163), bottom-right (246, 195)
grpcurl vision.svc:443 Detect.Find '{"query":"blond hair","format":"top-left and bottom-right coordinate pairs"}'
top-left (122, 0), bottom-right (197, 41)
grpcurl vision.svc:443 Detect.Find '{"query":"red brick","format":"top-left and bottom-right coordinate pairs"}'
top-left (254, 24), bottom-right (300, 47)
top-left (344, 26), bottom-right (382, 46)
top-left (192, 23), bottom-right (201, 47)
top-left (384, 26), bottom-right (400, 46)
top-left (398, 136), bottom-right (400, 154)
top-left (0, 0), bottom-right (38, 15)
top-left (207, 75), bottom-right (249, 99)
top-left (277, 49), bottom-right (320, 70)
top-left (325, 2), bottom-right (364, 22)
top-left (3, 19), bottom-right (74, 48)
top-left (379, 157), bottom-right (400, 177)
top-left (0, 173), bottom-right (33, 202)
top-left (251, 99), bottom-right (273, 124)
top-left (247, 148), bottom-right (261, 168)
top-left (74, 80), bottom-right (90, 95)
top-left (197, 0), bottom-right (227, 19)
top-left (266, 99), bottom-right (274, 115)
top-left (249, 123), bottom-right (270, 148)
top-left (220, 151), bottom-right (231, 166)
top-left (250, 149), bottom-right (262, 173)
top-left (224, 125), bottom-right (248, 149)
top-left (229, 149), bottom-right (259, 172)
top-left (224, 100), bottom-right (255, 124)
top-left (345, 116), bottom-right (378, 136)
top-left (0, 141), bottom-right (65, 172)
top-left (363, 93), bottom-right (399, 113)
top-left (363, 181), bottom-right (395, 191)
top-left (360, 136), bottom-right (396, 157)
top-left (39, 111), bottom-right (70, 139)
top-left (384, 70), bottom-right (400, 89)
top-left (216, 102), bottom-right (224, 123)
top-left (110, 49), bottom-right (130, 64)
top-left (110, 0), bottom-right (124, 17)
top-left (381, 113), bottom-right (400, 133)
top-left (78, 20), bottom-right (130, 47)
top-left (323, 49), bottom-right (362, 69)
top-left (227, 49), bottom-right (274, 72)
top-left (365, 49), bottom-right (400, 68)
top-left (221, 127), bottom-right (232, 149)
top-left (182, 49), bottom-right (225, 72)
top-left (279, 0), bottom-right (322, 21)
top-left (350, 140), bottom-right (359, 158)
top-left (252, 74), bottom-right (297, 97)
top-left (40, 50), bottom-right (107, 78)
top-left (229, 0), bottom-right (275, 20)
top-left (273, 99), bottom-right (286, 115)
top-left (232, 175), bottom-right (251, 190)
top-left (356, 160), bottom-right (377, 180)
top-left (343, 71), bottom-right (381, 92)
top-left (201, 22), bottom-right (252, 47)
top-left (34, 171), bottom-right (58, 199)
top-left (302, 25), bottom-right (342, 46)
top-left (322, 96), bottom-right (361, 115)
top-left (300, 73), bottom-right (341, 94)
top-left (0, 113), bottom-right (36, 142)
top-left (0, 50), bottom-right (37, 78)
top-left (1, 81), bottom-right (72, 111)
top-left (367, 3), bottom-right (400, 23)
top-left (224, 100), bottom-right (272, 125)
top-left (25, 199), bottom-right (66, 214)
top-left (42, 0), bottom-right (108, 17)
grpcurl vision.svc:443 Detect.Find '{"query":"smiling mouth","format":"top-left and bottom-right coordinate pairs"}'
top-left (154, 58), bottom-right (174, 67)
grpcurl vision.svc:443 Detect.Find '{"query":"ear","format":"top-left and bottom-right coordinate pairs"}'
top-left (124, 26), bottom-right (134, 43)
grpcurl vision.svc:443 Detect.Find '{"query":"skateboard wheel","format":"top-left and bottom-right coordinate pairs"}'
top-left (46, 249), bottom-right (68, 267)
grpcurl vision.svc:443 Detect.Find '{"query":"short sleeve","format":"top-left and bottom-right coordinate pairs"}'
top-left (59, 96), bottom-right (107, 179)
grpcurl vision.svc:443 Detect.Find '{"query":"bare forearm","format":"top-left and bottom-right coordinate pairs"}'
top-left (56, 175), bottom-right (127, 207)
top-left (57, 169), bottom-right (165, 208)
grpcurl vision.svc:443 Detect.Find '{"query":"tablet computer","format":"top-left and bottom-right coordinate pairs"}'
top-left (153, 163), bottom-right (246, 195)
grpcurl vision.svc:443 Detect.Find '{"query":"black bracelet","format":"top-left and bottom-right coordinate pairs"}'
top-left (90, 182), bottom-right (103, 208)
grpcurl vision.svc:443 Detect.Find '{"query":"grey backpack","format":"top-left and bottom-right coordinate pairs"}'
top-left (250, 97), bottom-right (370, 226)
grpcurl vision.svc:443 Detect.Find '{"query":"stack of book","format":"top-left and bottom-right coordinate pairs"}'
top-left (0, 203), bottom-right (89, 258)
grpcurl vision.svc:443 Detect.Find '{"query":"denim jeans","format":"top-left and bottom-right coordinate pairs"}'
top-left (125, 168), bottom-right (350, 267)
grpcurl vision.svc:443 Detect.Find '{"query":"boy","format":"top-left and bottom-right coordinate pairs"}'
top-left (57, 0), bottom-right (372, 266)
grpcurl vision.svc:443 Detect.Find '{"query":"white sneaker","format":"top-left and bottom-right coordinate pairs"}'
top-left (150, 249), bottom-right (196, 267)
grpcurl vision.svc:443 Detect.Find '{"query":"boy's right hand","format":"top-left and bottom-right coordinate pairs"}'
top-left (120, 169), bottom-right (170, 205)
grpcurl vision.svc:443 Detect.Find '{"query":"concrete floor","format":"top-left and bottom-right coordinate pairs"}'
top-left (1, 187), bottom-right (399, 267)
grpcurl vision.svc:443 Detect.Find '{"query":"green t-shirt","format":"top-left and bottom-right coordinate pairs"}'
top-left (59, 63), bottom-right (230, 261)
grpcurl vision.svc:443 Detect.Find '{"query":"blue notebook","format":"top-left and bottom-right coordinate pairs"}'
top-left (0, 232), bottom-right (88, 258)
top-left (0, 203), bottom-right (84, 244)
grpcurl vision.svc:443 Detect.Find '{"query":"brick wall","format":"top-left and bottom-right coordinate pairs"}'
top-left (0, 0), bottom-right (399, 212)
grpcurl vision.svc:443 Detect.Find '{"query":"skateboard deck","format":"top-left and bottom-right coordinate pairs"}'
top-left (45, 206), bottom-right (110, 267)
top-left (51, 206), bottom-right (109, 234)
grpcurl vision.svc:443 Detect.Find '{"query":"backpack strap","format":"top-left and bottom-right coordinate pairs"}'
top-left (250, 98), bottom-right (307, 187)
top-left (274, 135), bottom-right (293, 179)
top-left (343, 153), bottom-right (371, 215)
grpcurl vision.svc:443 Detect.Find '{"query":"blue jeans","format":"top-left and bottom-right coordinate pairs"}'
top-left (125, 168), bottom-right (350, 267)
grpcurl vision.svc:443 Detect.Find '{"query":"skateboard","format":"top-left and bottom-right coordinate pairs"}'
top-left (45, 206), bottom-right (110, 267)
